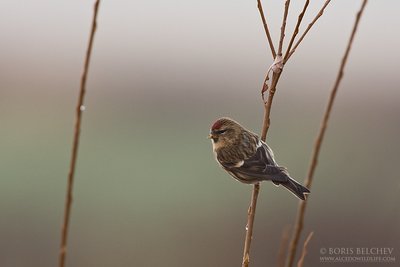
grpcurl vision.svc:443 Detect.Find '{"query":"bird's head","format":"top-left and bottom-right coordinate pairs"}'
top-left (208, 117), bottom-right (242, 149)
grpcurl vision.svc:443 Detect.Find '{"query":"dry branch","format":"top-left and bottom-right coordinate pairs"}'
top-left (59, 1), bottom-right (100, 267)
top-left (242, 0), bottom-right (296, 263)
top-left (296, 232), bottom-right (314, 267)
top-left (285, 1), bottom-right (368, 267)
top-left (243, 0), bottom-right (307, 264)
top-left (242, 0), bottom-right (351, 264)
top-left (243, 63), bottom-right (285, 267)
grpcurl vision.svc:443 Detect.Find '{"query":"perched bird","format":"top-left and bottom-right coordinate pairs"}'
top-left (208, 117), bottom-right (310, 200)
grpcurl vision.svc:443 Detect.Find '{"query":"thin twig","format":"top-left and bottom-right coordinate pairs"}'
top-left (59, 1), bottom-right (100, 267)
top-left (257, 0), bottom-right (276, 59)
top-left (277, 226), bottom-right (291, 267)
top-left (278, 0), bottom-right (291, 56)
top-left (296, 232), bottom-right (314, 267)
top-left (284, 0), bottom-right (331, 63)
top-left (283, 0), bottom-right (310, 62)
top-left (285, 1), bottom-right (368, 267)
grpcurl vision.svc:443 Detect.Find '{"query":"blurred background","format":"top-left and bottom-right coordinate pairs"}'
top-left (1, 0), bottom-right (399, 266)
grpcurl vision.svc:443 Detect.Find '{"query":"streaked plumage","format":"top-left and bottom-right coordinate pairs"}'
top-left (209, 117), bottom-right (310, 200)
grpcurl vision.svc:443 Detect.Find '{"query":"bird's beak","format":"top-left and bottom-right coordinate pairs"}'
top-left (207, 133), bottom-right (213, 139)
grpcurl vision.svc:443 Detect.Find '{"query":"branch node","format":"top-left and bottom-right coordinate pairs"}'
top-left (261, 55), bottom-right (283, 100)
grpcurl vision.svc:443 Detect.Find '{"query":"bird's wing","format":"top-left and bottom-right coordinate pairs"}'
top-left (219, 142), bottom-right (288, 183)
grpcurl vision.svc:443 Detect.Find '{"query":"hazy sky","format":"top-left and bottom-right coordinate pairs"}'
top-left (1, 0), bottom-right (399, 100)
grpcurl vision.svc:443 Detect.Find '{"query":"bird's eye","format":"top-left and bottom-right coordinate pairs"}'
top-left (216, 129), bottom-right (227, 134)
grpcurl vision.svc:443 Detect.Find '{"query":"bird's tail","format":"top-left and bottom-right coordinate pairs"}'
top-left (273, 170), bottom-right (310, 200)
top-left (281, 177), bottom-right (310, 200)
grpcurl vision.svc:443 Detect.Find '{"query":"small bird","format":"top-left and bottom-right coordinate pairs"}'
top-left (208, 117), bottom-right (310, 200)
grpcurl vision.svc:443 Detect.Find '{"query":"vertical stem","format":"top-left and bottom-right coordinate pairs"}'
top-left (59, 1), bottom-right (100, 267)
top-left (285, 1), bottom-right (368, 266)
top-left (242, 70), bottom-right (283, 267)
top-left (242, 1), bottom-right (287, 263)
top-left (242, 183), bottom-right (260, 267)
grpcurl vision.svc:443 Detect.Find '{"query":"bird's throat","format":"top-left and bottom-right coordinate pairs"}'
top-left (212, 139), bottom-right (225, 151)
